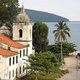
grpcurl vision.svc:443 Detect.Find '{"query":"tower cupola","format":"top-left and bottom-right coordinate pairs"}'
top-left (15, 5), bottom-right (31, 23)
top-left (13, 5), bottom-right (32, 46)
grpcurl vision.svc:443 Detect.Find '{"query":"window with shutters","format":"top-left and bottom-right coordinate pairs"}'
top-left (9, 58), bottom-right (11, 66)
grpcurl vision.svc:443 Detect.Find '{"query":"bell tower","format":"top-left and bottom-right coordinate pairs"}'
top-left (13, 5), bottom-right (32, 54)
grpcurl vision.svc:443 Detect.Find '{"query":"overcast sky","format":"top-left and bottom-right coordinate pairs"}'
top-left (19, 0), bottom-right (80, 21)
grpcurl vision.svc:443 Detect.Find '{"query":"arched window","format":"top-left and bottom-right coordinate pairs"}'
top-left (19, 29), bottom-right (22, 38)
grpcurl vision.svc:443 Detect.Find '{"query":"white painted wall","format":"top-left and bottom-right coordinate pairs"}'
top-left (13, 23), bottom-right (32, 41)
top-left (0, 47), bottom-right (29, 80)
top-left (0, 56), bottom-right (8, 79)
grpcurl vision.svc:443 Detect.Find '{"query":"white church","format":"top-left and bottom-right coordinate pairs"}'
top-left (0, 5), bottom-right (33, 80)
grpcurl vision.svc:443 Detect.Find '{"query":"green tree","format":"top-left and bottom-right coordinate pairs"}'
top-left (0, 0), bottom-right (18, 23)
top-left (53, 21), bottom-right (71, 65)
top-left (26, 51), bottom-right (58, 74)
top-left (48, 42), bottom-right (76, 55)
top-left (33, 21), bottom-right (48, 52)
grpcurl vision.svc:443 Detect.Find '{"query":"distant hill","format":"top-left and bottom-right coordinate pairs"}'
top-left (25, 9), bottom-right (69, 22)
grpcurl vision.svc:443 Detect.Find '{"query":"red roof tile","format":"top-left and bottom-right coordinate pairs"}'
top-left (0, 48), bottom-right (18, 56)
top-left (0, 34), bottom-right (25, 48)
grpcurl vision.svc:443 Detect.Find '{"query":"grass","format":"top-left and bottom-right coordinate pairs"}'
top-left (23, 67), bottom-right (69, 80)
top-left (23, 73), bottom-right (60, 80)
top-left (24, 74), bottom-right (58, 80)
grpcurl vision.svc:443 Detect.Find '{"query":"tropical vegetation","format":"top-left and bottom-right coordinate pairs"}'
top-left (26, 51), bottom-right (58, 73)
top-left (53, 21), bottom-right (71, 65)
top-left (33, 21), bottom-right (49, 52)
top-left (23, 69), bottom-right (69, 80)
top-left (0, 0), bottom-right (19, 31)
top-left (23, 51), bottom-right (69, 80)
top-left (0, 0), bottom-right (18, 23)
top-left (48, 42), bottom-right (76, 55)
top-left (23, 21), bottom-right (76, 80)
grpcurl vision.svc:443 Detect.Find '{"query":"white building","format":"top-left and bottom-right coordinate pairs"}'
top-left (0, 5), bottom-right (32, 80)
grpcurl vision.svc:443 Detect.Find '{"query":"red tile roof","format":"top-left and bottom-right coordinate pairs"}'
top-left (0, 34), bottom-right (25, 48)
top-left (0, 48), bottom-right (18, 56)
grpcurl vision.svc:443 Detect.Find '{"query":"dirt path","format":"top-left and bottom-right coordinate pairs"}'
top-left (57, 55), bottom-right (80, 80)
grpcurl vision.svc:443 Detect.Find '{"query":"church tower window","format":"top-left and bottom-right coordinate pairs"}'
top-left (19, 29), bottom-right (22, 38)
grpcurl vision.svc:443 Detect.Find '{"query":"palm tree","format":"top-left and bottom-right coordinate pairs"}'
top-left (53, 21), bottom-right (71, 68)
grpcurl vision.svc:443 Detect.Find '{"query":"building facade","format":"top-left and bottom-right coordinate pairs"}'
top-left (0, 5), bottom-right (32, 80)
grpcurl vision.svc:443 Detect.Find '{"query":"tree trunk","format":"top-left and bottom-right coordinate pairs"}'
top-left (61, 37), bottom-right (63, 69)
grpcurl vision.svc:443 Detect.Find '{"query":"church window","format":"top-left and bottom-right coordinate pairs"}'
top-left (23, 65), bottom-right (25, 72)
top-left (26, 49), bottom-right (28, 56)
top-left (19, 66), bottom-right (21, 74)
top-left (9, 71), bottom-right (11, 79)
top-left (9, 58), bottom-right (11, 66)
top-left (16, 56), bottom-right (18, 63)
top-left (23, 49), bottom-right (25, 56)
top-left (12, 70), bottom-right (14, 77)
top-left (16, 68), bottom-right (18, 76)
top-left (20, 50), bottom-right (22, 58)
top-left (19, 29), bottom-right (22, 38)
top-left (13, 57), bottom-right (15, 65)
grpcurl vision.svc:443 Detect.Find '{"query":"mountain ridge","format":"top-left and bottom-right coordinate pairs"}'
top-left (25, 9), bottom-right (69, 22)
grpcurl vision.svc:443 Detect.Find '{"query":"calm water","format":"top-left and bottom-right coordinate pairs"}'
top-left (45, 21), bottom-right (80, 50)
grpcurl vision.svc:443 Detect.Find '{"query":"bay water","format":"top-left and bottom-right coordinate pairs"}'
top-left (45, 21), bottom-right (80, 50)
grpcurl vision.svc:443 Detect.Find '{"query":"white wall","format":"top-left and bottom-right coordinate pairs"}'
top-left (0, 47), bottom-right (29, 80)
top-left (0, 55), bottom-right (8, 79)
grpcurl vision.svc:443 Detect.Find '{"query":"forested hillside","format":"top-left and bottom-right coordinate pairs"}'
top-left (25, 9), bottom-right (69, 22)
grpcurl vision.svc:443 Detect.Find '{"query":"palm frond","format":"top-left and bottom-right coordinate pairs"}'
top-left (53, 21), bottom-right (71, 42)
top-left (64, 26), bottom-right (70, 31)
top-left (64, 31), bottom-right (71, 38)
top-left (53, 30), bottom-right (58, 33)
top-left (61, 31), bottom-right (67, 42)
top-left (55, 24), bottom-right (60, 28)
top-left (54, 31), bottom-right (60, 41)
top-left (57, 34), bottom-right (61, 42)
